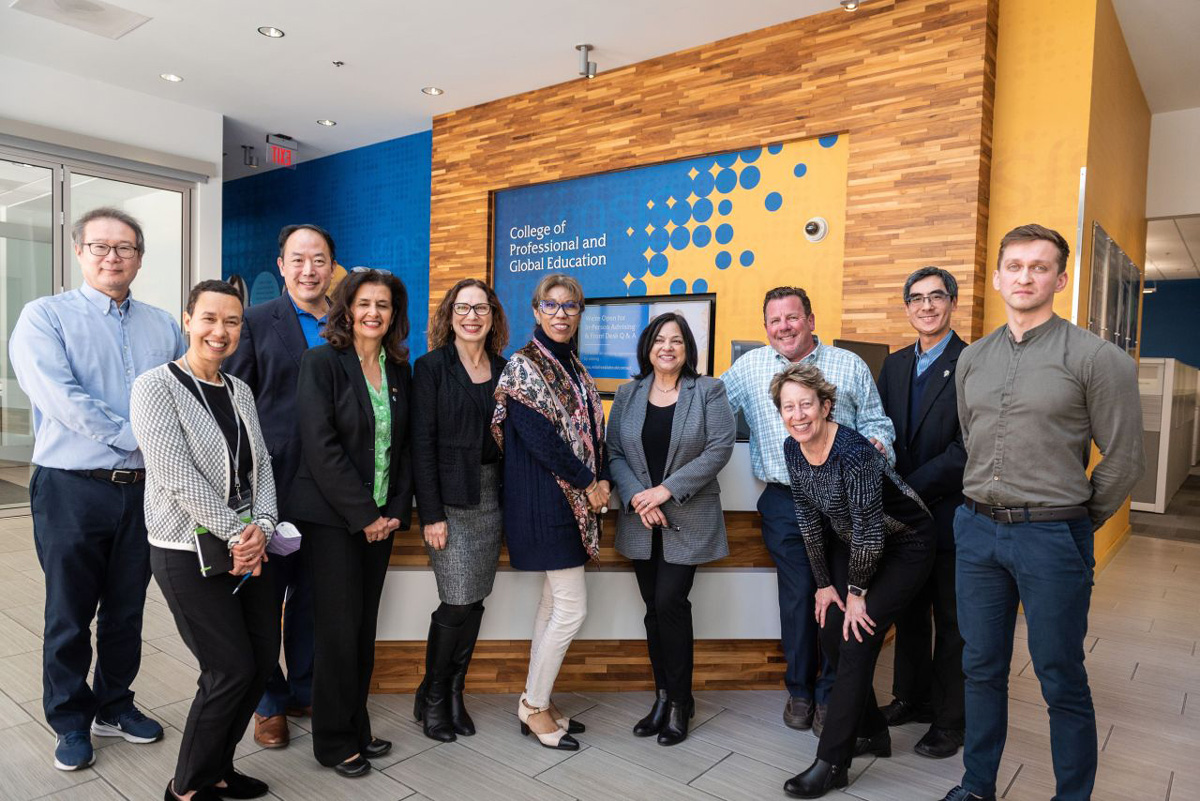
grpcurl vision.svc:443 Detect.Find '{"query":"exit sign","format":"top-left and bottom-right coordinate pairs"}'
top-left (269, 145), bottom-right (293, 167)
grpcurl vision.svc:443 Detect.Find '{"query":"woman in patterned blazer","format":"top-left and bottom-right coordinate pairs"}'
top-left (607, 312), bottom-right (735, 746)
top-left (130, 279), bottom-right (277, 801)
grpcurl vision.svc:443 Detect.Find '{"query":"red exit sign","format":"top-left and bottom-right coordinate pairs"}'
top-left (269, 145), bottom-right (293, 167)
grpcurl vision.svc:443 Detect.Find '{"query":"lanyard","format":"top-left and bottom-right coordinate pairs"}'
top-left (180, 356), bottom-right (244, 498)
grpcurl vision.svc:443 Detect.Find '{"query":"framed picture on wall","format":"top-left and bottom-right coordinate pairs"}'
top-left (1087, 222), bottom-right (1142, 355)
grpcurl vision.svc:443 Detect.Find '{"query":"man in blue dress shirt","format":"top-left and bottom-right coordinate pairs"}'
top-left (9, 207), bottom-right (184, 771)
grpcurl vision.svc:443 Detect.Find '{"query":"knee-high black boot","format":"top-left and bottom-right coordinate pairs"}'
top-left (415, 617), bottom-right (458, 742)
top-left (448, 605), bottom-right (484, 736)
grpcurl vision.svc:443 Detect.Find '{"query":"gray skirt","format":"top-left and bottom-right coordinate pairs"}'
top-left (427, 462), bottom-right (503, 605)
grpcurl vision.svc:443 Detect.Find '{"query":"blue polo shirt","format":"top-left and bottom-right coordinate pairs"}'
top-left (288, 294), bottom-right (328, 349)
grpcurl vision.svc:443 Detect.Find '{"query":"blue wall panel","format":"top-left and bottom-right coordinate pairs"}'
top-left (1141, 278), bottom-right (1200, 368)
top-left (222, 130), bottom-right (432, 358)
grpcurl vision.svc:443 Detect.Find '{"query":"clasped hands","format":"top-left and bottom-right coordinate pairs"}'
top-left (364, 515), bottom-right (401, 543)
top-left (585, 479), bottom-right (611, 513)
top-left (814, 585), bottom-right (876, 643)
top-left (630, 484), bottom-right (672, 530)
top-left (230, 523), bottom-right (267, 577)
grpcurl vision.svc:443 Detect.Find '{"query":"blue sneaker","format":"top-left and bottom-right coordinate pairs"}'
top-left (91, 707), bottom-right (164, 744)
top-left (53, 730), bottom-right (95, 771)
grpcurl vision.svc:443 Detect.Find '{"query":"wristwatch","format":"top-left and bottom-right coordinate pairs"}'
top-left (847, 584), bottom-right (868, 599)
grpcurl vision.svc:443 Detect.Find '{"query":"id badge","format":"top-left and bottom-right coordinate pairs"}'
top-left (228, 489), bottom-right (253, 522)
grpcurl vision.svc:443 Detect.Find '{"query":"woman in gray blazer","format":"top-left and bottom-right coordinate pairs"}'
top-left (607, 312), bottom-right (735, 746)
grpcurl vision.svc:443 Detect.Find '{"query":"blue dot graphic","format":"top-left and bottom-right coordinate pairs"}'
top-left (767, 143), bottom-right (783, 155)
top-left (649, 228), bottom-right (669, 253)
top-left (630, 258), bottom-right (648, 279)
top-left (715, 251), bottom-right (732, 269)
top-left (691, 225), bottom-right (712, 247)
top-left (649, 253), bottom-right (669, 277)
top-left (715, 223), bottom-right (734, 245)
top-left (670, 226), bottom-right (690, 250)
top-left (740, 147), bottom-right (762, 164)
top-left (740, 250), bottom-right (755, 267)
top-left (718, 199), bottom-right (733, 215)
top-left (739, 166), bottom-right (761, 190)
top-left (670, 199), bottom-right (692, 226)
top-left (692, 279), bottom-right (708, 294)
top-left (765, 192), bottom-right (783, 212)
top-left (818, 134), bottom-right (839, 148)
top-left (692, 171), bottom-right (715, 197)
top-left (670, 279), bottom-right (687, 295)
top-left (692, 197), bottom-right (713, 223)
top-left (629, 279), bottom-right (647, 296)
top-left (648, 201), bottom-right (670, 228)
top-left (794, 163), bottom-right (808, 178)
top-left (715, 168), bottom-right (738, 194)
top-left (715, 152), bottom-right (739, 168)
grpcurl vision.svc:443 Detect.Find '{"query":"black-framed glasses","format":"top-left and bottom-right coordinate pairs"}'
top-left (905, 291), bottom-right (951, 307)
top-left (537, 299), bottom-right (582, 317)
top-left (84, 242), bottom-right (139, 259)
top-left (452, 302), bottom-right (492, 317)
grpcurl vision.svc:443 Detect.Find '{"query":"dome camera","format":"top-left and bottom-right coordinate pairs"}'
top-left (804, 217), bottom-right (829, 243)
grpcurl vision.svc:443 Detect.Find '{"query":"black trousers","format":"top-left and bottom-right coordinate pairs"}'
top-left (631, 528), bottom-right (698, 703)
top-left (151, 546), bottom-right (278, 793)
top-left (303, 519), bottom-right (394, 766)
top-left (817, 536), bottom-right (934, 766)
top-left (890, 547), bottom-right (965, 729)
top-left (30, 467), bottom-right (150, 734)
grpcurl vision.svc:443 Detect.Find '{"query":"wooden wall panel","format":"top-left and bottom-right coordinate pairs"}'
top-left (428, 0), bottom-right (998, 348)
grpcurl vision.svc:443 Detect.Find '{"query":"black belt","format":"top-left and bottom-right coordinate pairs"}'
top-left (69, 468), bottom-right (146, 484)
top-left (964, 498), bottom-right (1088, 523)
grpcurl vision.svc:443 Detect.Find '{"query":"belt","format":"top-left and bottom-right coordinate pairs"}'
top-left (69, 468), bottom-right (146, 485)
top-left (964, 498), bottom-right (1088, 523)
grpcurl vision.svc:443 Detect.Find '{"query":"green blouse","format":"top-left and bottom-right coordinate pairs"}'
top-left (364, 351), bottom-right (392, 508)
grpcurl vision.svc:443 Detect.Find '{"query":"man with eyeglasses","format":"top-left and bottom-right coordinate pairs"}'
top-left (721, 286), bottom-right (894, 735)
top-left (10, 207), bottom-right (184, 771)
top-left (224, 223), bottom-right (336, 749)
top-left (875, 266), bottom-right (967, 759)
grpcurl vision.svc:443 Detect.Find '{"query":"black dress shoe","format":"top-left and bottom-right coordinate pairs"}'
top-left (940, 786), bottom-right (996, 801)
top-left (333, 755), bottom-right (372, 778)
top-left (656, 698), bottom-right (694, 746)
top-left (879, 698), bottom-right (933, 727)
top-left (565, 718), bottom-right (585, 734)
top-left (852, 728), bottom-right (891, 758)
top-left (915, 727), bottom-right (964, 759)
top-left (214, 769), bottom-right (269, 799)
top-left (634, 689), bottom-right (669, 737)
top-left (783, 696), bottom-right (814, 730)
top-left (363, 738), bottom-right (392, 759)
top-left (783, 758), bottom-right (848, 798)
top-left (166, 782), bottom-right (221, 801)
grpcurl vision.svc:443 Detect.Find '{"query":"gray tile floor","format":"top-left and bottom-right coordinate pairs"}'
top-left (0, 505), bottom-right (1198, 800)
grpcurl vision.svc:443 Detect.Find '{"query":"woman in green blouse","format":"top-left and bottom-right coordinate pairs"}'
top-left (290, 269), bottom-right (413, 779)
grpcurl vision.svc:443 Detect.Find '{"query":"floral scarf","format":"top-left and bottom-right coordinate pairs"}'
top-left (492, 337), bottom-right (606, 559)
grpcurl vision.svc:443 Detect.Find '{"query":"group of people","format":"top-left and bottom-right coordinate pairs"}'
top-left (9, 208), bottom-right (1144, 801)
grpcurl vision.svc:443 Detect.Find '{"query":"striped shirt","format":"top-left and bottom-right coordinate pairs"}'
top-left (915, 329), bottom-right (954, 377)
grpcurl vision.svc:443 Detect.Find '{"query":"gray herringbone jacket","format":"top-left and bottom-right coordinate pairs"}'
top-left (130, 364), bottom-right (277, 551)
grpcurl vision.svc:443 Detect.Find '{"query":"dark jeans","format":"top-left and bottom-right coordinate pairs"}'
top-left (890, 547), bottom-right (965, 730)
top-left (30, 467), bottom-right (150, 734)
top-left (631, 528), bottom-right (698, 703)
top-left (303, 519), bottom-right (394, 766)
top-left (955, 505), bottom-right (1096, 801)
top-left (758, 483), bottom-right (835, 704)
top-left (255, 546), bottom-right (315, 717)
top-left (817, 536), bottom-right (934, 766)
top-left (151, 547), bottom-right (279, 793)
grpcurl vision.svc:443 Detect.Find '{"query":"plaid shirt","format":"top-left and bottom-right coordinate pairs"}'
top-left (721, 337), bottom-right (896, 484)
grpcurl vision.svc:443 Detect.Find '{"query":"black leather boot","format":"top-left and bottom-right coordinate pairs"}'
top-left (852, 728), bottom-right (891, 757)
top-left (448, 605), bottom-right (484, 736)
top-left (633, 689), bottom-right (669, 737)
top-left (783, 758), bottom-right (849, 798)
top-left (656, 698), bottom-right (694, 746)
top-left (417, 617), bottom-right (458, 742)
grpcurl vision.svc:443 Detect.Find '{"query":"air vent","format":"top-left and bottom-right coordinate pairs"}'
top-left (11, 0), bottom-right (151, 40)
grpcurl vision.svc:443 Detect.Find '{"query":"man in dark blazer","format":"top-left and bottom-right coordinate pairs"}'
top-left (223, 223), bottom-right (336, 748)
top-left (875, 266), bottom-right (968, 759)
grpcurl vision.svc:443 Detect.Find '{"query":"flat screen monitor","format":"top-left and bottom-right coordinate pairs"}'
top-left (832, 338), bottom-right (891, 382)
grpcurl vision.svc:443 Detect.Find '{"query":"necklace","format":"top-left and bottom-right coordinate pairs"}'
top-left (652, 379), bottom-right (678, 394)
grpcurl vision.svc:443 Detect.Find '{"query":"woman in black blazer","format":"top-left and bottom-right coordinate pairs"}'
top-left (410, 279), bottom-right (509, 742)
top-left (290, 268), bottom-right (413, 779)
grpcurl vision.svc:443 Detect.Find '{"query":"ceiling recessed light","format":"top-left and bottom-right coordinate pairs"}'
top-left (159, 73), bottom-right (183, 83)
top-left (421, 86), bottom-right (444, 96)
top-left (840, 0), bottom-right (860, 10)
top-left (317, 119), bottom-right (337, 127)
top-left (257, 26), bottom-right (285, 38)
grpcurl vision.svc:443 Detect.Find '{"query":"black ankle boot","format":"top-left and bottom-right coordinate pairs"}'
top-left (852, 728), bottom-right (891, 757)
top-left (783, 758), bottom-right (849, 798)
top-left (656, 698), bottom-right (694, 746)
top-left (633, 689), bottom-right (669, 737)
top-left (448, 605), bottom-right (484, 736)
top-left (418, 617), bottom-right (458, 742)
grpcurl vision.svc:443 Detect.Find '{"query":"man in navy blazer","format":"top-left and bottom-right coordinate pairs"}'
top-left (875, 266), bottom-right (968, 759)
top-left (224, 223), bottom-right (336, 748)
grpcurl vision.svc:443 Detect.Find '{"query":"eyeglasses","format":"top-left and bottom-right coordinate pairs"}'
top-left (84, 242), bottom-right (139, 259)
top-left (537, 299), bottom-right (582, 317)
top-left (452, 303), bottom-right (492, 317)
top-left (905, 291), bottom-right (951, 307)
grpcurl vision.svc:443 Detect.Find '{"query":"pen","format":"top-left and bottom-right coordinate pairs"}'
top-left (232, 573), bottom-right (252, 595)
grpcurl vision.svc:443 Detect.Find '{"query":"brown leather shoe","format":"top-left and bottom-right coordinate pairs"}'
top-left (253, 713), bottom-right (289, 748)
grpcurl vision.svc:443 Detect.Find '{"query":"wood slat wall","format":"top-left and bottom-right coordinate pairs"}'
top-left (427, 0), bottom-right (998, 348)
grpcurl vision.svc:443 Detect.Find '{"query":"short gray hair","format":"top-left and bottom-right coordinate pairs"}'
top-left (71, 207), bottom-right (145, 255)
top-left (903, 266), bottom-right (957, 302)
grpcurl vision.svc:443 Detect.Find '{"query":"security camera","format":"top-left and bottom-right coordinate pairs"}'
top-left (804, 217), bottom-right (829, 243)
